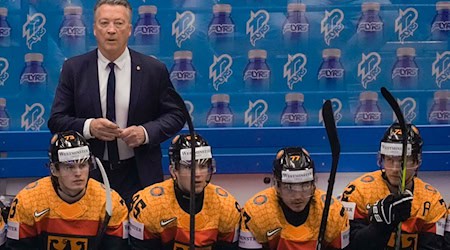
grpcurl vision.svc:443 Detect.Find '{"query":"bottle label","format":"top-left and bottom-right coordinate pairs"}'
top-left (284, 53), bottom-right (307, 90)
top-left (0, 117), bottom-right (9, 129)
top-left (208, 24), bottom-right (234, 35)
top-left (283, 23), bottom-right (309, 34)
top-left (134, 25), bottom-right (160, 36)
top-left (281, 112), bottom-right (307, 124)
top-left (170, 71), bottom-right (195, 81)
top-left (318, 68), bottom-right (344, 80)
top-left (395, 8), bottom-right (418, 43)
top-left (432, 51), bottom-right (450, 88)
top-left (321, 9), bottom-right (344, 46)
top-left (172, 11), bottom-right (196, 48)
top-left (357, 22), bottom-right (383, 32)
top-left (207, 114), bottom-right (233, 126)
top-left (247, 10), bottom-right (270, 46)
top-left (429, 111), bottom-right (450, 122)
top-left (23, 13), bottom-right (46, 50)
top-left (355, 111), bottom-right (381, 123)
top-left (432, 21), bottom-right (450, 32)
top-left (59, 26), bottom-right (86, 37)
top-left (244, 70), bottom-right (270, 80)
top-left (392, 67), bottom-right (418, 79)
top-left (210, 54), bottom-right (233, 91)
top-left (358, 52), bottom-right (382, 89)
top-left (0, 27), bottom-right (10, 37)
top-left (20, 73), bottom-right (47, 84)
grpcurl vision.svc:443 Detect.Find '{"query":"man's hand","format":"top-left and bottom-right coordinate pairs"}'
top-left (90, 118), bottom-right (121, 141)
top-left (368, 190), bottom-right (413, 227)
top-left (120, 126), bottom-right (146, 148)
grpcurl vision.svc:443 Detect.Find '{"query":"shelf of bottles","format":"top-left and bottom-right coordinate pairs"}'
top-left (0, 0), bottom-right (450, 131)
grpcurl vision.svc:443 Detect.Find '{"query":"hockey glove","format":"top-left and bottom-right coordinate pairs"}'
top-left (368, 190), bottom-right (413, 227)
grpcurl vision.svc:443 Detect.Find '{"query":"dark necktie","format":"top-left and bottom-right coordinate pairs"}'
top-left (106, 62), bottom-right (119, 164)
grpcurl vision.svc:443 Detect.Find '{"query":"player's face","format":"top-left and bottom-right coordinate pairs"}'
top-left (94, 4), bottom-right (131, 61)
top-left (277, 181), bottom-right (315, 212)
top-left (383, 155), bottom-right (418, 187)
top-left (173, 162), bottom-right (211, 194)
top-left (54, 162), bottom-right (89, 196)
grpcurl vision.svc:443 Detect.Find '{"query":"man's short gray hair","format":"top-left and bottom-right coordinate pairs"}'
top-left (94, 0), bottom-right (132, 13)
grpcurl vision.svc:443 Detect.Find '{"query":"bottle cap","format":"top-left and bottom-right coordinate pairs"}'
top-left (0, 98), bottom-right (5, 106)
top-left (360, 91), bottom-right (378, 101)
top-left (64, 6), bottom-right (82, 15)
top-left (434, 90), bottom-right (450, 100)
top-left (436, 1), bottom-right (450, 10)
top-left (285, 93), bottom-right (304, 102)
top-left (397, 47), bottom-right (415, 57)
top-left (174, 51), bottom-right (193, 60)
top-left (322, 48), bottom-right (341, 58)
top-left (25, 53), bottom-right (44, 62)
top-left (288, 3), bottom-right (306, 12)
top-left (248, 49), bottom-right (267, 59)
top-left (213, 4), bottom-right (231, 13)
top-left (139, 5), bottom-right (157, 15)
top-left (211, 94), bottom-right (230, 103)
top-left (362, 2), bottom-right (380, 12)
top-left (0, 7), bottom-right (8, 16)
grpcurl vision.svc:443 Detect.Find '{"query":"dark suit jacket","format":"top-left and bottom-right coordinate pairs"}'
top-left (48, 48), bottom-right (185, 187)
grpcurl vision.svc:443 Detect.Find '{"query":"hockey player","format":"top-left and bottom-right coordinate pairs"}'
top-left (341, 123), bottom-right (447, 249)
top-left (6, 131), bottom-right (129, 249)
top-left (0, 215), bottom-right (4, 249)
top-left (129, 133), bottom-right (241, 249)
top-left (239, 147), bottom-right (350, 250)
top-left (445, 206), bottom-right (450, 249)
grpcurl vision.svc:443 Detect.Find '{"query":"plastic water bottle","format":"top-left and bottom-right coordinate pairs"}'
top-left (59, 6), bottom-right (86, 56)
top-left (281, 93), bottom-right (308, 126)
top-left (357, 2), bottom-right (383, 45)
top-left (431, 1), bottom-right (450, 41)
top-left (392, 47), bottom-right (419, 89)
top-left (317, 48), bottom-right (344, 90)
top-left (170, 51), bottom-right (196, 91)
top-left (208, 4), bottom-right (234, 47)
top-left (0, 98), bottom-right (9, 131)
top-left (206, 94), bottom-right (233, 127)
top-left (354, 91), bottom-right (382, 125)
top-left (243, 49), bottom-right (271, 91)
top-left (0, 7), bottom-right (11, 47)
top-left (134, 5), bottom-right (160, 46)
top-left (282, 3), bottom-right (309, 45)
top-left (20, 53), bottom-right (47, 94)
top-left (429, 90), bottom-right (450, 124)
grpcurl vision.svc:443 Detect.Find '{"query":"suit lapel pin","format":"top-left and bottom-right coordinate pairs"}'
top-left (137, 65), bottom-right (141, 71)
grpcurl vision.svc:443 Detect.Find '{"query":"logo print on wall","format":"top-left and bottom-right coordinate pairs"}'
top-left (319, 98), bottom-right (343, 124)
top-left (395, 8), bottom-right (418, 43)
top-left (209, 54), bottom-right (233, 91)
top-left (358, 52), bottom-right (381, 89)
top-left (172, 11), bottom-right (195, 48)
top-left (432, 51), bottom-right (450, 87)
top-left (23, 13), bottom-right (46, 50)
top-left (0, 57), bottom-right (9, 86)
top-left (21, 103), bottom-right (45, 131)
top-left (284, 53), bottom-right (307, 90)
top-left (394, 97), bottom-right (416, 123)
top-left (246, 10), bottom-right (270, 47)
top-left (245, 99), bottom-right (268, 127)
top-left (321, 9), bottom-right (344, 46)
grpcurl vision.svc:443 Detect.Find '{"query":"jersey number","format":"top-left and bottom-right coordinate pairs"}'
top-left (131, 194), bottom-right (147, 218)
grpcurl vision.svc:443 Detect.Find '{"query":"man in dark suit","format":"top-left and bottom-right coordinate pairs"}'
top-left (48, 0), bottom-right (185, 204)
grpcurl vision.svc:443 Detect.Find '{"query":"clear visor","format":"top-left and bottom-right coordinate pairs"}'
top-left (176, 161), bottom-right (216, 176)
top-left (56, 161), bottom-right (90, 177)
top-left (382, 155), bottom-right (419, 170)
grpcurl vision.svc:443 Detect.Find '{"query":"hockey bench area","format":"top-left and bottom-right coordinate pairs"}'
top-left (1, 125), bottom-right (450, 178)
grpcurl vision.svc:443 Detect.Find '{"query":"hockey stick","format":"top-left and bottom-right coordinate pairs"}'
top-left (168, 88), bottom-right (197, 250)
top-left (94, 157), bottom-right (112, 249)
top-left (380, 87), bottom-right (408, 250)
top-left (317, 100), bottom-right (341, 250)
